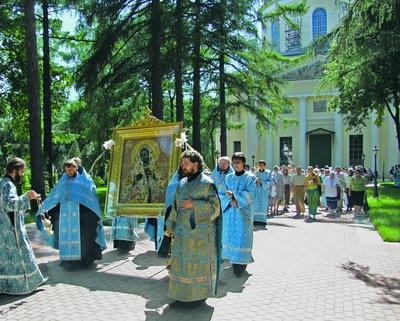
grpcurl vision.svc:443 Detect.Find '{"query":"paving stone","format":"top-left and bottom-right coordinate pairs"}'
top-left (1, 207), bottom-right (399, 321)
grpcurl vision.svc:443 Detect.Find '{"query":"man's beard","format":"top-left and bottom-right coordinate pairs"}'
top-left (14, 173), bottom-right (22, 183)
top-left (182, 168), bottom-right (195, 177)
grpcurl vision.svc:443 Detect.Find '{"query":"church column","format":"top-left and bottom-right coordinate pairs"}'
top-left (246, 113), bottom-right (258, 168)
top-left (386, 115), bottom-right (399, 169)
top-left (266, 132), bottom-right (273, 168)
top-left (334, 113), bottom-right (343, 166)
top-left (299, 97), bottom-right (307, 168)
top-left (370, 114), bottom-right (380, 171)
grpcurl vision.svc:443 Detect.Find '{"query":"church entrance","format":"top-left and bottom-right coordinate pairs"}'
top-left (308, 131), bottom-right (332, 167)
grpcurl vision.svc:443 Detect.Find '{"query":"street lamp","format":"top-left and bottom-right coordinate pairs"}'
top-left (372, 145), bottom-right (379, 197)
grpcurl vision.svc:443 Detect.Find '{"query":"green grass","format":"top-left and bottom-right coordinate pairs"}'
top-left (96, 186), bottom-right (113, 226)
top-left (366, 182), bottom-right (400, 242)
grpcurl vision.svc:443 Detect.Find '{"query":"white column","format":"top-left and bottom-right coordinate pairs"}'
top-left (386, 115), bottom-right (400, 167)
top-left (246, 113), bottom-right (258, 167)
top-left (265, 132), bottom-right (273, 168)
top-left (299, 97), bottom-right (307, 168)
top-left (370, 115), bottom-right (380, 171)
top-left (334, 113), bottom-right (343, 166)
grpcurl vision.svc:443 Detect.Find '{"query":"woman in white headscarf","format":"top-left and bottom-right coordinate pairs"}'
top-left (323, 171), bottom-right (339, 214)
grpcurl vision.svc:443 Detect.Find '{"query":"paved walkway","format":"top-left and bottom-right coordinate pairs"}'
top-left (1, 207), bottom-right (400, 321)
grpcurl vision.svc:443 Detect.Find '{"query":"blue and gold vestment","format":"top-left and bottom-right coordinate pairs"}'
top-left (166, 172), bottom-right (221, 302)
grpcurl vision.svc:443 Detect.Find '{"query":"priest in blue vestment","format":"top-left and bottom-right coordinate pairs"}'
top-left (165, 150), bottom-right (222, 304)
top-left (220, 152), bottom-right (256, 276)
top-left (210, 156), bottom-right (234, 199)
top-left (36, 159), bottom-right (106, 269)
top-left (253, 160), bottom-right (272, 225)
top-left (0, 158), bottom-right (46, 295)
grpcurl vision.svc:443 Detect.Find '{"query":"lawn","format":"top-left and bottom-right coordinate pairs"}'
top-left (96, 186), bottom-right (113, 226)
top-left (366, 182), bottom-right (400, 242)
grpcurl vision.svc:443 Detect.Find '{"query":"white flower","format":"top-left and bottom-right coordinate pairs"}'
top-left (103, 139), bottom-right (115, 150)
top-left (179, 132), bottom-right (188, 143)
top-left (175, 138), bottom-right (184, 148)
top-left (175, 131), bottom-right (188, 148)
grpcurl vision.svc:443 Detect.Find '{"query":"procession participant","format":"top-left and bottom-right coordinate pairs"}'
top-left (253, 160), bottom-right (272, 225)
top-left (282, 166), bottom-right (291, 212)
top-left (0, 158), bottom-right (46, 295)
top-left (323, 171), bottom-right (339, 214)
top-left (111, 216), bottom-right (139, 252)
top-left (349, 167), bottom-right (368, 215)
top-left (210, 156), bottom-right (234, 200)
top-left (290, 166), bottom-right (306, 216)
top-left (220, 152), bottom-right (256, 276)
top-left (36, 159), bottom-right (106, 269)
top-left (165, 150), bottom-right (221, 304)
top-left (335, 166), bottom-right (346, 212)
top-left (344, 168), bottom-right (354, 212)
top-left (271, 166), bottom-right (284, 215)
top-left (305, 166), bottom-right (320, 220)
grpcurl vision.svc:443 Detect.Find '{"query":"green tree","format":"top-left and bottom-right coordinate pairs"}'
top-left (324, 0), bottom-right (400, 150)
top-left (24, 0), bottom-right (45, 196)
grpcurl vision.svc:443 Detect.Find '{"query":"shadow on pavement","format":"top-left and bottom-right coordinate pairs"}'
top-left (214, 263), bottom-right (251, 298)
top-left (341, 261), bottom-right (400, 305)
top-left (267, 221), bottom-right (296, 228)
top-left (47, 262), bottom-right (170, 310)
top-left (145, 302), bottom-right (214, 321)
top-left (132, 250), bottom-right (168, 270)
top-left (46, 256), bottom-right (217, 320)
top-left (0, 289), bottom-right (45, 314)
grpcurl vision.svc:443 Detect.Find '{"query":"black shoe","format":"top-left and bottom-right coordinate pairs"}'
top-left (170, 299), bottom-right (206, 308)
top-left (232, 264), bottom-right (247, 277)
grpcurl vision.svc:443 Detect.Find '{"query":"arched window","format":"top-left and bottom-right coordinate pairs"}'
top-left (271, 19), bottom-right (280, 51)
top-left (312, 8), bottom-right (327, 40)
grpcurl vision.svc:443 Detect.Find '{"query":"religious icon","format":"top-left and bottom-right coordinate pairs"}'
top-left (105, 111), bottom-right (182, 217)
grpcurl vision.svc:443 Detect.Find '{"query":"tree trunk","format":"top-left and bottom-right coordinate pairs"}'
top-left (218, 0), bottom-right (227, 157)
top-left (174, 0), bottom-right (184, 123)
top-left (219, 50), bottom-right (227, 157)
top-left (150, 0), bottom-right (163, 120)
top-left (192, 0), bottom-right (201, 153)
top-left (24, 0), bottom-right (45, 196)
top-left (43, 0), bottom-right (53, 188)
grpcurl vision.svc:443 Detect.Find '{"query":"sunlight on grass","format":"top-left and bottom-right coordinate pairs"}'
top-left (367, 182), bottom-right (400, 242)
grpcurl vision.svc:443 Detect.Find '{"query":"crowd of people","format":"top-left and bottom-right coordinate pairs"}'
top-left (0, 152), bottom-right (374, 306)
top-left (212, 159), bottom-right (370, 223)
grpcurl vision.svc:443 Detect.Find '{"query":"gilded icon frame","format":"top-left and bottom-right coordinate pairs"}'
top-left (105, 114), bottom-right (182, 217)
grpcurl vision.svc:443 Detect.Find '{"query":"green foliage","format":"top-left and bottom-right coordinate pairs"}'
top-left (67, 139), bottom-right (81, 159)
top-left (367, 182), bottom-right (400, 242)
top-left (323, 0), bottom-right (400, 149)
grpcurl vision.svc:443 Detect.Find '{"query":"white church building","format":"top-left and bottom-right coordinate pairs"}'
top-left (221, 0), bottom-right (399, 172)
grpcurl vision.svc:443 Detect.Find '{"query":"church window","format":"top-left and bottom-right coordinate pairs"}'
top-left (271, 19), bottom-right (280, 51)
top-left (233, 141), bottom-right (241, 153)
top-left (313, 100), bottom-right (327, 112)
top-left (279, 137), bottom-right (293, 165)
top-left (349, 135), bottom-right (363, 166)
top-left (312, 8), bottom-right (327, 40)
top-left (285, 16), bottom-right (301, 51)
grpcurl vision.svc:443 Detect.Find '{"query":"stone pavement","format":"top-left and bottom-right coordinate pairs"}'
top-left (1, 207), bottom-right (400, 321)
